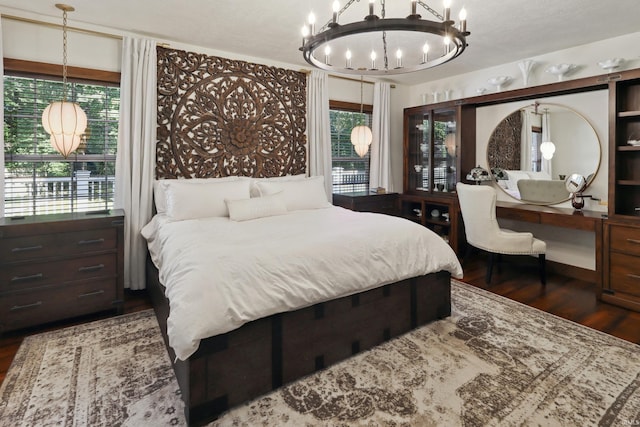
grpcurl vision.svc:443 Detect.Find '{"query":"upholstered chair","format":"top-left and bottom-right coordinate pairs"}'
top-left (456, 182), bottom-right (547, 284)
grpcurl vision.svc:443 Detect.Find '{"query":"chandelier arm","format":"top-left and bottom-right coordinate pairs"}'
top-left (417, 0), bottom-right (444, 20)
top-left (381, 0), bottom-right (388, 70)
top-left (320, 0), bottom-right (360, 32)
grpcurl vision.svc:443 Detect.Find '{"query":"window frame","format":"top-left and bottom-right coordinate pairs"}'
top-left (3, 58), bottom-right (121, 217)
top-left (329, 100), bottom-right (373, 194)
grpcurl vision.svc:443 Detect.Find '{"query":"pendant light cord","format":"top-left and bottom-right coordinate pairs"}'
top-left (62, 8), bottom-right (68, 101)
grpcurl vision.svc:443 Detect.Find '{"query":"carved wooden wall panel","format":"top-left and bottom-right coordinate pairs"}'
top-left (156, 47), bottom-right (307, 179)
top-left (487, 110), bottom-right (522, 170)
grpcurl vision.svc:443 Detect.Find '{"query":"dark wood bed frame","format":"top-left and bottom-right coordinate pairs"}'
top-left (147, 257), bottom-right (451, 425)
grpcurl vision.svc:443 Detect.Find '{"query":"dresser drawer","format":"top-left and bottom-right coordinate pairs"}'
top-left (0, 228), bottom-right (117, 262)
top-left (609, 224), bottom-right (640, 256)
top-left (0, 278), bottom-right (117, 332)
top-left (609, 253), bottom-right (640, 298)
top-left (0, 254), bottom-right (117, 292)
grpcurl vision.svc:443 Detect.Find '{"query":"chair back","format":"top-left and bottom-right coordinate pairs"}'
top-left (456, 182), bottom-right (502, 250)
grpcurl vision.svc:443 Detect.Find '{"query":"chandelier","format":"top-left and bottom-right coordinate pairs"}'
top-left (300, 0), bottom-right (469, 76)
top-left (41, 3), bottom-right (88, 158)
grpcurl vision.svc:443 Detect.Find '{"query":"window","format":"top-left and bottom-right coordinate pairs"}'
top-left (330, 100), bottom-right (373, 194)
top-left (3, 61), bottom-right (120, 217)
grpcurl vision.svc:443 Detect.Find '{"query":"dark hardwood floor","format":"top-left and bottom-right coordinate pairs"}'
top-left (1, 252), bottom-right (639, 386)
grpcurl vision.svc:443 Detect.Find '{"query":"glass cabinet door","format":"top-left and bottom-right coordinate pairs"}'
top-left (433, 109), bottom-right (457, 193)
top-left (408, 111), bottom-right (431, 192)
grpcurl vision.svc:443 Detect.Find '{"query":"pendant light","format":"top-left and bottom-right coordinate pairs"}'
top-left (41, 3), bottom-right (88, 158)
top-left (350, 76), bottom-right (372, 157)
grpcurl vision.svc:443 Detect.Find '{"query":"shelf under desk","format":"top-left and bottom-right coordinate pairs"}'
top-left (495, 201), bottom-right (605, 285)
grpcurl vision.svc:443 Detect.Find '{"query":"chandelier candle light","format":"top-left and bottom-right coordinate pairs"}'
top-left (300, 0), bottom-right (469, 76)
top-left (41, 3), bottom-right (88, 158)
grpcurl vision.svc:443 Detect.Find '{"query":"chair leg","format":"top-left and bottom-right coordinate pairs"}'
top-left (485, 252), bottom-right (495, 284)
top-left (461, 243), bottom-right (473, 267)
top-left (539, 254), bottom-right (546, 285)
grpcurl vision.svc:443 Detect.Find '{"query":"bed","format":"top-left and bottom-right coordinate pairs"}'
top-left (149, 46), bottom-right (462, 425)
top-left (142, 175), bottom-right (462, 425)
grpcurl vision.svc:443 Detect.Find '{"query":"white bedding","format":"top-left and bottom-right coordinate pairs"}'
top-left (142, 206), bottom-right (463, 360)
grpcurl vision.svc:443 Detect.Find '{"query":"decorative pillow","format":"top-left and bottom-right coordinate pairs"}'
top-left (154, 177), bottom-right (244, 214)
top-left (255, 176), bottom-right (331, 211)
top-left (225, 192), bottom-right (288, 221)
top-left (249, 174), bottom-right (307, 197)
top-left (164, 179), bottom-right (251, 220)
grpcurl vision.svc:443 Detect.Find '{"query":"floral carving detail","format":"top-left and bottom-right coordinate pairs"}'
top-left (156, 47), bottom-right (307, 179)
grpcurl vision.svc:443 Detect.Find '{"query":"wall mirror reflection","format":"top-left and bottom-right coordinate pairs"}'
top-left (486, 102), bottom-right (601, 205)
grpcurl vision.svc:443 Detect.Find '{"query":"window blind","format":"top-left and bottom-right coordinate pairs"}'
top-left (330, 109), bottom-right (372, 194)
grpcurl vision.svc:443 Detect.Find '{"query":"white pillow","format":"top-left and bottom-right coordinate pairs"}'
top-left (154, 177), bottom-right (244, 214)
top-left (225, 192), bottom-right (287, 221)
top-left (504, 170), bottom-right (531, 191)
top-left (255, 176), bottom-right (331, 211)
top-left (249, 174), bottom-right (306, 197)
top-left (164, 179), bottom-right (251, 220)
top-left (526, 171), bottom-right (552, 180)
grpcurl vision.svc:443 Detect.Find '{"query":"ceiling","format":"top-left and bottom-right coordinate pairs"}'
top-left (1, 0), bottom-right (640, 85)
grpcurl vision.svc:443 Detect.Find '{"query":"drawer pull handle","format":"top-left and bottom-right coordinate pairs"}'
top-left (11, 273), bottom-right (44, 282)
top-left (626, 238), bottom-right (640, 245)
top-left (78, 290), bottom-right (105, 298)
top-left (78, 264), bottom-right (105, 272)
top-left (627, 273), bottom-right (640, 280)
top-left (10, 301), bottom-right (42, 311)
top-left (11, 245), bottom-right (43, 253)
top-left (78, 238), bottom-right (105, 245)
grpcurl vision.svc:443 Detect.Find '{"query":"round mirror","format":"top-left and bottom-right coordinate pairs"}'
top-left (565, 173), bottom-right (586, 193)
top-left (486, 102), bottom-right (601, 205)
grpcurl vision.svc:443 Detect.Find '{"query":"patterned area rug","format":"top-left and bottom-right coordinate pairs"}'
top-left (1, 281), bottom-right (639, 426)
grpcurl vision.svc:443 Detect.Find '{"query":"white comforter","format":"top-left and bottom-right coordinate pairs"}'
top-left (142, 207), bottom-right (462, 360)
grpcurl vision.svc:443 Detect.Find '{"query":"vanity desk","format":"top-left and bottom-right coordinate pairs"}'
top-left (495, 201), bottom-right (604, 285)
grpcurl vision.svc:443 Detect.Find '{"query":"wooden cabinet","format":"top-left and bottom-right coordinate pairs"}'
top-left (604, 70), bottom-right (640, 311)
top-left (403, 103), bottom-right (475, 195)
top-left (332, 192), bottom-right (398, 215)
top-left (398, 194), bottom-right (461, 254)
top-left (603, 221), bottom-right (640, 311)
top-left (609, 73), bottom-right (640, 217)
top-left (0, 210), bottom-right (124, 332)
top-left (401, 102), bottom-right (475, 255)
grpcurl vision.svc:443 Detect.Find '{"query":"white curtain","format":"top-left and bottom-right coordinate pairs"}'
top-left (541, 110), bottom-right (552, 176)
top-left (306, 70), bottom-right (332, 199)
top-left (114, 37), bottom-right (157, 290)
top-left (520, 109), bottom-right (532, 171)
top-left (370, 82), bottom-right (393, 192)
top-left (0, 17), bottom-right (5, 216)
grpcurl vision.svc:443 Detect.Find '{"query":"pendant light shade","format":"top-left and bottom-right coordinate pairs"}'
top-left (351, 125), bottom-right (373, 157)
top-left (42, 100), bottom-right (87, 158)
top-left (41, 4), bottom-right (87, 158)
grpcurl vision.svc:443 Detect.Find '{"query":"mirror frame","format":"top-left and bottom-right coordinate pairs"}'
top-left (486, 102), bottom-right (602, 205)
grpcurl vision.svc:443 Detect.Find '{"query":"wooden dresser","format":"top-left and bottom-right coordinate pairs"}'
top-left (332, 192), bottom-right (399, 215)
top-left (0, 210), bottom-right (124, 333)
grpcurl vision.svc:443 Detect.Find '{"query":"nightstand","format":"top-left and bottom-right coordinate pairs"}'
top-left (0, 210), bottom-right (124, 333)
top-left (332, 192), bottom-right (399, 215)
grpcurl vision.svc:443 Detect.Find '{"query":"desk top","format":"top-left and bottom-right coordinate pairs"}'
top-left (496, 201), bottom-right (605, 231)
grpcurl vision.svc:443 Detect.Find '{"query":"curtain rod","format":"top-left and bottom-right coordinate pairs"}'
top-left (1, 13), bottom-right (170, 47)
